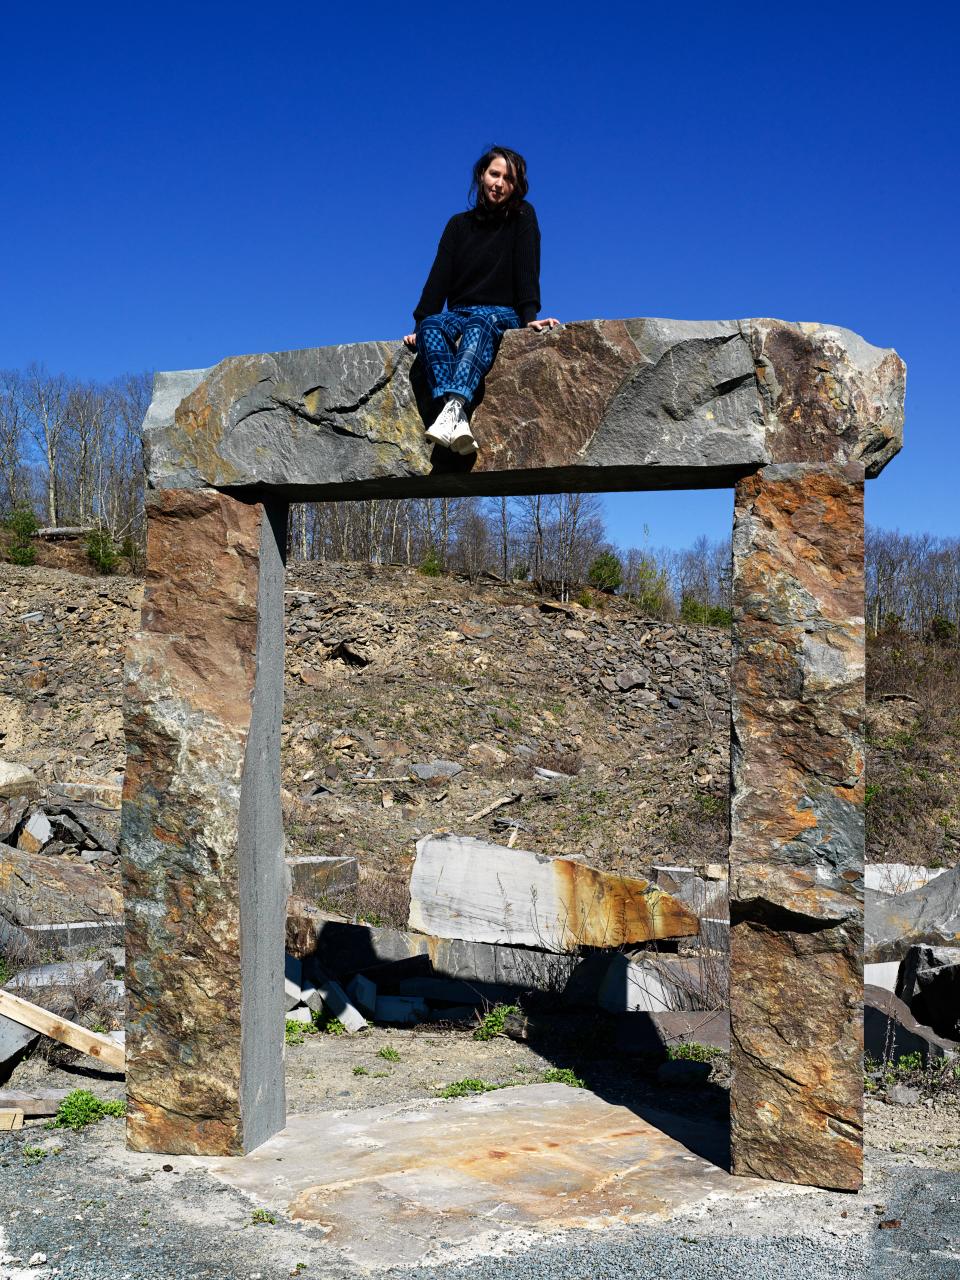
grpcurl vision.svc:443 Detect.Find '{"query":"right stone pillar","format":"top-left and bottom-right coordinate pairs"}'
top-left (729, 462), bottom-right (865, 1190)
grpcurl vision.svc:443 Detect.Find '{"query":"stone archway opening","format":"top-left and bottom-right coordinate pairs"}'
top-left (121, 317), bottom-right (904, 1193)
top-left (276, 496), bottom-right (734, 1138)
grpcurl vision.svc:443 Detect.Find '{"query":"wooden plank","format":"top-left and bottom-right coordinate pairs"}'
top-left (0, 1089), bottom-right (71, 1117)
top-left (0, 990), bottom-right (125, 1071)
top-left (0, 1109), bottom-right (25, 1130)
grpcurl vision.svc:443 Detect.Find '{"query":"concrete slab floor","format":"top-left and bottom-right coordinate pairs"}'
top-left (204, 1084), bottom-right (802, 1270)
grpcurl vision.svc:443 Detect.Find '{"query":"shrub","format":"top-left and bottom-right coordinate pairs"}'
top-left (419, 547), bottom-right (443, 577)
top-left (3, 505), bottom-right (38, 565)
top-left (86, 529), bottom-right (119, 574)
top-left (8, 542), bottom-right (36, 565)
top-left (439, 1078), bottom-right (499, 1098)
top-left (679, 596), bottom-right (733, 628)
top-left (587, 550), bottom-right (623, 594)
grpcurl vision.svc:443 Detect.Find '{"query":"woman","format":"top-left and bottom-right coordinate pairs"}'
top-left (404, 146), bottom-right (559, 455)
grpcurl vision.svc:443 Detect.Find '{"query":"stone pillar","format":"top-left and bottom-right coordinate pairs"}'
top-left (121, 488), bottom-right (288, 1155)
top-left (729, 463), bottom-right (865, 1191)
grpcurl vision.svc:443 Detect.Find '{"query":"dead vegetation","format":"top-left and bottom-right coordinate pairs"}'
top-left (866, 632), bottom-right (960, 866)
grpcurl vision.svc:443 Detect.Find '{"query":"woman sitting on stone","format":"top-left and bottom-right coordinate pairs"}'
top-left (404, 145), bottom-right (559, 455)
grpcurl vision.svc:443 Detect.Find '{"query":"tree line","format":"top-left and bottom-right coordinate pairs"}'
top-left (0, 364), bottom-right (150, 546)
top-left (2, 365), bottom-right (955, 638)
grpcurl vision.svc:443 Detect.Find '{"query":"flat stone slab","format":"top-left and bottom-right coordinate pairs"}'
top-left (143, 318), bottom-right (904, 499)
top-left (205, 1085), bottom-right (790, 1269)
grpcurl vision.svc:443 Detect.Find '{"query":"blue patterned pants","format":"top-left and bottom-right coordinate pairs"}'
top-left (416, 305), bottom-right (521, 403)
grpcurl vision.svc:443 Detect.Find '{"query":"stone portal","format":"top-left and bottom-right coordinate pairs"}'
top-left (121, 317), bottom-right (904, 1189)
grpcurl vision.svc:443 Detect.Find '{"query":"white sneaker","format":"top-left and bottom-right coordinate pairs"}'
top-left (425, 399), bottom-right (459, 448)
top-left (448, 402), bottom-right (478, 455)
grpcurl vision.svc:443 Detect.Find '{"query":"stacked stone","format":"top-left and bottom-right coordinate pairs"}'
top-left (126, 316), bottom-right (904, 1186)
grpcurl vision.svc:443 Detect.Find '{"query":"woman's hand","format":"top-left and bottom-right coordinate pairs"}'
top-left (526, 318), bottom-right (561, 333)
top-left (403, 333), bottom-right (417, 349)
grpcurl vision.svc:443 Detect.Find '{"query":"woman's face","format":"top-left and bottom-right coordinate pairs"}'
top-left (481, 155), bottom-right (515, 207)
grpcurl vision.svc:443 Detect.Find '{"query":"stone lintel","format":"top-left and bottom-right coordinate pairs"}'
top-left (729, 461), bottom-right (865, 1191)
top-left (143, 318), bottom-right (904, 496)
top-left (121, 488), bottom-right (287, 1155)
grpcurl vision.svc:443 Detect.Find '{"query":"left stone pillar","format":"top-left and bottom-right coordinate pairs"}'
top-left (121, 489), bottom-right (288, 1155)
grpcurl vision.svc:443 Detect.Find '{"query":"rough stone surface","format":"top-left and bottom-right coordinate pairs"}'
top-left (408, 834), bottom-right (700, 950)
top-left (895, 944), bottom-right (960, 1040)
top-left (729, 463), bottom-right (865, 1191)
top-left (121, 488), bottom-right (287, 1156)
top-left (864, 983), bottom-right (957, 1065)
top-left (865, 864), bottom-right (960, 962)
top-left (144, 319), bottom-right (904, 498)
top-left (0, 761), bottom-right (40, 800)
top-left (0, 842), bottom-right (123, 926)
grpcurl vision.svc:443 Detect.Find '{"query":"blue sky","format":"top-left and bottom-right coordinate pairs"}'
top-left (2, 2), bottom-right (956, 551)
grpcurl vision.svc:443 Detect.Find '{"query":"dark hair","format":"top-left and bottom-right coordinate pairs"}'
top-left (469, 146), bottom-right (528, 220)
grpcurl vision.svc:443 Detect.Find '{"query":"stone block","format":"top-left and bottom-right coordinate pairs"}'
top-left (121, 489), bottom-right (288, 1155)
top-left (303, 964), bottom-right (367, 1033)
top-left (346, 974), bottom-right (377, 1017)
top-left (285, 855), bottom-right (358, 906)
top-left (597, 954), bottom-right (706, 1014)
top-left (895, 945), bottom-right (960, 1040)
top-left (22, 920), bottom-right (123, 952)
top-left (409, 834), bottom-right (699, 951)
top-left (375, 996), bottom-right (428, 1024)
top-left (864, 984), bottom-right (956, 1065)
top-left (285, 1007), bottom-right (313, 1025)
top-left (865, 961), bottom-right (900, 993)
top-left (5, 959), bottom-right (107, 991)
top-left (16, 810), bottom-right (52, 854)
top-left (144, 320), bottom-right (903, 499)
top-left (865, 865), bottom-right (960, 963)
top-left (0, 762), bottom-right (39, 801)
top-left (0, 845), bottom-right (123, 927)
top-left (729, 464), bottom-right (865, 1192)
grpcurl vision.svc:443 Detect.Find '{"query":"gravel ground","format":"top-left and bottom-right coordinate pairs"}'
top-left (2, 1031), bottom-right (959, 1278)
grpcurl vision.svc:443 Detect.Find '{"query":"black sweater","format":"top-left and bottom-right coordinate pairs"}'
top-left (413, 201), bottom-right (541, 327)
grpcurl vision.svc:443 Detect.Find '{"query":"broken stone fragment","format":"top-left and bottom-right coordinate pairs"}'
top-left (864, 984), bottom-right (957, 1065)
top-left (0, 761), bottom-right (40, 801)
top-left (409, 834), bottom-right (699, 951)
top-left (0, 843), bottom-right (123, 925)
top-left (865, 865), bottom-right (960, 962)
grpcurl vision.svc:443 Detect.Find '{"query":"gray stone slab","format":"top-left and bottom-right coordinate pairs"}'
top-left (345, 973), bottom-right (376, 1017)
top-left (143, 318), bottom-right (904, 499)
top-left (0, 1013), bottom-right (38, 1066)
top-left (303, 964), bottom-right (367, 1033)
top-left (4, 959), bottom-right (107, 991)
top-left (375, 995), bottom-right (428, 1024)
top-left (22, 920), bottom-right (123, 951)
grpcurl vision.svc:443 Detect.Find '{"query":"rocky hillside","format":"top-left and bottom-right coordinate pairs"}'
top-left (1, 555), bottom-right (954, 922)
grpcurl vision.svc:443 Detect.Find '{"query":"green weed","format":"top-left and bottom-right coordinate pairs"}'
top-left (439, 1078), bottom-right (500, 1098)
top-left (377, 1045), bottom-right (400, 1062)
top-left (50, 1090), bottom-right (126, 1130)
top-left (666, 1043), bottom-right (723, 1063)
top-left (473, 1004), bottom-right (520, 1041)
top-left (250, 1208), bottom-right (277, 1225)
top-left (541, 1067), bottom-right (585, 1088)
